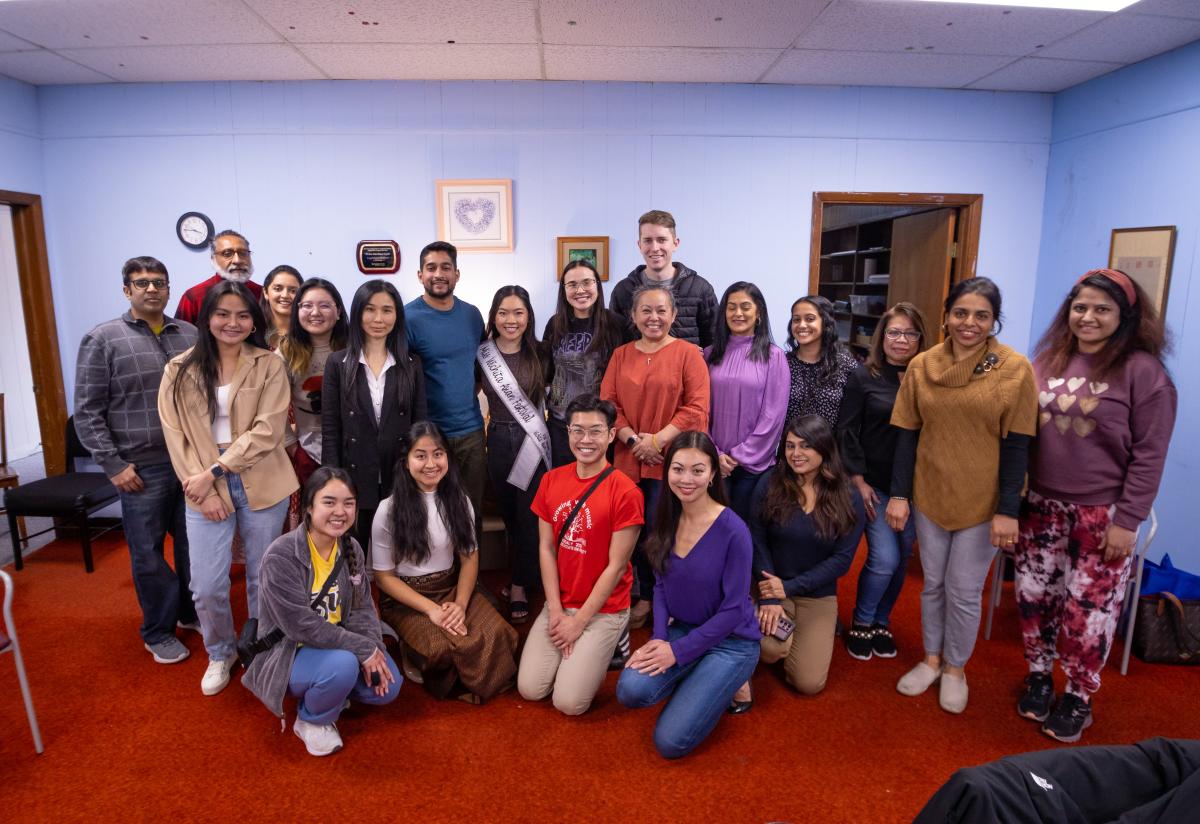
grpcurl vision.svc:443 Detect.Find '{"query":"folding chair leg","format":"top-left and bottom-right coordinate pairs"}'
top-left (1121, 554), bottom-right (1146, 676)
top-left (2, 571), bottom-right (44, 753)
top-left (78, 511), bottom-right (94, 573)
top-left (7, 509), bottom-right (22, 570)
top-left (984, 552), bottom-right (1005, 640)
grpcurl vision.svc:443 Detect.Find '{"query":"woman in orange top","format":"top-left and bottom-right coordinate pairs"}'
top-left (601, 284), bottom-right (710, 629)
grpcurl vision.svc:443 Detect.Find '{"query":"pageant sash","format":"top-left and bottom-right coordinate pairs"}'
top-left (477, 340), bottom-right (552, 490)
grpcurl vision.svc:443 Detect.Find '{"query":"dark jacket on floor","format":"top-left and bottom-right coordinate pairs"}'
top-left (243, 526), bottom-right (384, 718)
top-left (608, 262), bottom-right (717, 348)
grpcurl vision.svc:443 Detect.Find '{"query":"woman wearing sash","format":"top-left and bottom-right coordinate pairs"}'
top-left (479, 285), bottom-right (551, 624)
top-left (322, 280), bottom-right (427, 557)
top-left (372, 422), bottom-right (519, 702)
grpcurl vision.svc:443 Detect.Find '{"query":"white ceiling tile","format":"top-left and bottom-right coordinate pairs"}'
top-left (545, 45), bottom-right (780, 83)
top-left (540, 0), bottom-right (827, 49)
top-left (59, 45), bottom-right (325, 83)
top-left (1038, 13), bottom-right (1200, 63)
top-left (0, 28), bottom-right (37, 52)
top-left (247, 0), bottom-right (538, 44)
top-left (762, 49), bottom-right (1012, 89)
top-left (1128, 0), bottom-right (1200, 20)
top-left (0, 49), bottom-right (114, 84)
top-left (300, 43), bottom-right (541, 80)
top-left (0, 0), bottom-right (282, 49)
top-left (966, 57), bottom-right (1123, 92)
top-left (794, 0), bottom-right (1104, 57)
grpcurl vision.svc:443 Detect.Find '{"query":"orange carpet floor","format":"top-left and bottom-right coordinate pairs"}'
top-left (2, 533), bottom-right (1198, 823)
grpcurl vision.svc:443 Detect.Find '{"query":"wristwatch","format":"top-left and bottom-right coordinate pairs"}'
top-left (210, 463), bottom-right (226, 480)
top-left (626, 434), bottom-right (640, 448)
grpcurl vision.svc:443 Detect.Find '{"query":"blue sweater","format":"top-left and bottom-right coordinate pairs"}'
top-left (405, 296), bottom-right (485, 437)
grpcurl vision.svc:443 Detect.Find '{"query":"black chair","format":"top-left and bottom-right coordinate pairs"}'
top-left (4, 416), bottom-right (120, 573)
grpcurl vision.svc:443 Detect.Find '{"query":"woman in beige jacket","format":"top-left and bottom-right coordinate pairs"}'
top-left (159, 281), bottom-right (298, 697)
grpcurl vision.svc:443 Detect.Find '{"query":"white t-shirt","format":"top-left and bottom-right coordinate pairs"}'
top-left (211, 384), bottom-right (232, 444)
top-left (370, 491), bottom-right (475, 577)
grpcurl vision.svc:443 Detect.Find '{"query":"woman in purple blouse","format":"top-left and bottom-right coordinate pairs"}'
top-left (616, 431), bottom-right (760, 759)
top-left (705, 281), bottom-right (790, 523)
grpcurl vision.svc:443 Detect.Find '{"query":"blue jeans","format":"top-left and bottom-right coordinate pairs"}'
top-left (616, 623), bottom-right (760, 759)
top-left (853, 486), bottom-right (917, 626)
top-left (633, 479), bottom-right (662, 601)
top-left (118, 462), bottom-right (195, 644)
top-left (288, 646), bottom-right (402, 725)
top-left (725, 466), bottom-right (765, 526)
top-left (185, 472), bottom-right (288, 661)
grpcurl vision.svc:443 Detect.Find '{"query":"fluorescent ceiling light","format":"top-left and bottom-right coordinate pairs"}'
top-left (903, 0), bottom-right (1137, 11)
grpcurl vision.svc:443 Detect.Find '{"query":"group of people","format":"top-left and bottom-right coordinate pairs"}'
top-left (72, 209), bottom-right (1176, 759)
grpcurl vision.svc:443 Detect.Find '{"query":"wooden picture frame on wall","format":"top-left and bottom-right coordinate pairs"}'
top-left (435, 179), bottom-right (513, 253)
top-left (1108, 226), bottom-right (1176, 316)
top-left (556, 236), bottom-right (610, 281)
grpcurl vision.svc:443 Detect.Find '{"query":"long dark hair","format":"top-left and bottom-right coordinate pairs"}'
top-left (302, 466), bottom-right (363, 608)
top-left (787, 295), bottom-right (847, 381)
top-left (278, 277), bottom-right (349, 377)
top-left (485, 285), bottom-right (545, 403)
top-left (707, 281), bottom-right (773, 366)
top-left (864, 301), bottom-right (927, 378)
top-left (171, 280), bottom-right (268, 419)
top-left (388, 422), bottom-right (476, 567)
top-left (1033, 270), bottom-right (1168, 380)
top-left (760, 415), bottom-right (856, 541)
top-left (545, 259), bottom-right (624, 356)
top-left (342, 279), bottom-right (415, 398)
top-left (645, 431), bottom-right (728, 574)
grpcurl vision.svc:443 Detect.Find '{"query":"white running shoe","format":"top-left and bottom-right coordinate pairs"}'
top-left (201, 657), bottom-right (234, 696)
top-left (293, 717), bottom-right (344, 757)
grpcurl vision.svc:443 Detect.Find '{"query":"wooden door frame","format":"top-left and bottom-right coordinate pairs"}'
top-left (808, 191), bottom-right (983, 294)
top-left (0, 190), bottom-right (66, 476)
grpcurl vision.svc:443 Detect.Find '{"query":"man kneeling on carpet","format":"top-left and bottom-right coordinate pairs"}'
top-left (243, 468), bottom-right (402, 757)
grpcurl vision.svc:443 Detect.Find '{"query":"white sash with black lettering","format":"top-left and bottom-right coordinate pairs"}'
top-left (477, 339), bottom-right (551, 491)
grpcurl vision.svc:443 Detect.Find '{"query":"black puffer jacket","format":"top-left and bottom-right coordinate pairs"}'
top-left (608, 262), bottom-right (717, 348)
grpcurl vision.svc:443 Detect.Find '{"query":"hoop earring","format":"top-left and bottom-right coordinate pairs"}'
top-left (251, 325), bottom-right (257, 333)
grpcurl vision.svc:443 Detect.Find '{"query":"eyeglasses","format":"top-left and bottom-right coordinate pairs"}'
top-left (215, 248), bottom-right (252, 260)
top-left (564, 278), bottom-right (597, 292)
top-left (567, 425), bottom-right (609, 440)
top-left (130, 279), bottom-right (168, 291)
top-left (299, 301), bottom-right (336, 313)
top-left (884, 329), bottom-right (921, 342)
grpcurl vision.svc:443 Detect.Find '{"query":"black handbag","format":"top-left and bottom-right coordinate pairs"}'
top-left (237, 551), bottom-right (346, 668)
top-left (1131, 591), bottom-right (1200, 665)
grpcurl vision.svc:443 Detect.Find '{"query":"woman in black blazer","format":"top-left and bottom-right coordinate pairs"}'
top-left (322, 280), bottom-right (426, 557)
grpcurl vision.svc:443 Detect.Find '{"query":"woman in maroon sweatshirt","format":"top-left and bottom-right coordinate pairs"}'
top-left (1014, 268), bottom-right (1176, 744)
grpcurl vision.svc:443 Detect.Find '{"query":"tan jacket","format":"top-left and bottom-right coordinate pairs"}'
top-left (158, 343), bottom-right (299, 512)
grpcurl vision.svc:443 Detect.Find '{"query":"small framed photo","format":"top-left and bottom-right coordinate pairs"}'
top-left (1108, 225), bottom-right (1176, 316)
top-left (556, 236), bottom-right (610, 281)
top-left (435, 179), bottom-right (513, 252)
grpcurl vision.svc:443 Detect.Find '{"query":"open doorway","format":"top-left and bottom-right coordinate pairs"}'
top-left (808, 192), bottom-right (983, 354)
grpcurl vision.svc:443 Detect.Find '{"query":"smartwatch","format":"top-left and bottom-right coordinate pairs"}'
top-left (210, 463), bottom-right (226, 480)
top-left (626, 434), bottom-right (640, 448)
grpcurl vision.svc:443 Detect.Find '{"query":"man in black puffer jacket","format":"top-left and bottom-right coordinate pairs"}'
top-left (609, 209), bottom-right (717, 348)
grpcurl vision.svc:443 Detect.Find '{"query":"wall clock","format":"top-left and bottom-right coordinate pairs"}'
top-left (176, 211), bottom-right (214, 250)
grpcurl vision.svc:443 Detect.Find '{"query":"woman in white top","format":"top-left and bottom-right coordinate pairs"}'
top-left (372, 421), bottom-right (518, 702)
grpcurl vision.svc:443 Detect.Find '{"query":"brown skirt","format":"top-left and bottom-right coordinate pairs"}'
top-left (378, 567), bottom-right (518, 701)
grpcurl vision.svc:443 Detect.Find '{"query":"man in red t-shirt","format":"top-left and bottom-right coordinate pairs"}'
top-left (173, 229), bottom-right (263, 323)
top-left (517, 394), bottom-right (644, 716)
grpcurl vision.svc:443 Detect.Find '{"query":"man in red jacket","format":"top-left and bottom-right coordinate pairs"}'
top-left (173, 229), bottom-right (263, 323)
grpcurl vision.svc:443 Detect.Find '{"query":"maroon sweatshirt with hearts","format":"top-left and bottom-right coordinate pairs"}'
top-left (1030, 350), bottom-right (1176, 530)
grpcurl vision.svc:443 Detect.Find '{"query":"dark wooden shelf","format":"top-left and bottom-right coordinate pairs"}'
top-left (820, 250), bottom-right (857, 259)
top-left (820, 280), bottom-right (855, 286)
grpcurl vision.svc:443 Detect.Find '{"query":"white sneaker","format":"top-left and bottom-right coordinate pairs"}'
top-left (293, 717), bottom-right (344, 757)
top-left (201, 658), bottom-right (233, 696)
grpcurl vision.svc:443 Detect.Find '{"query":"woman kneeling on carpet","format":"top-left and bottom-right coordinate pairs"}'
top-left (372, 421), bottom-right (519, 703)
top-left (743, 415), bottom-right (865, 698)
top-left (244, 467), bottom-right (402, 757)
top-left (616, 431), bottom-right (760, 759)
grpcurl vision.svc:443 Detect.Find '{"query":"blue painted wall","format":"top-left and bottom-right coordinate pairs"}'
top-left (29, 80), bottom-right (1052, 401)
top-left (1033, 40), bottom-right (1200, 569)
top-left (0, 76), bottom-right (42, 194)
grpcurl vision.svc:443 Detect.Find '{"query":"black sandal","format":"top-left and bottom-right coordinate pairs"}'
top-left (509, 600), bottom-right (530, 625)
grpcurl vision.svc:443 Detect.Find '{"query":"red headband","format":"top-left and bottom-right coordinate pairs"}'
top-left (1079, 268), bottom-right (1137, 307)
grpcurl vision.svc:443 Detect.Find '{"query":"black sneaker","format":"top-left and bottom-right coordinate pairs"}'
top-left (1042, 693), bottom-right (1093, 743)
top-left (870, 624), bottom-right (898, 658)
top-left (608, 625), bottom-right (631, 671)
top-left (846, 623), bottom-right (873, 660)
top-left (1017, 672), bottom-right (1054, 722)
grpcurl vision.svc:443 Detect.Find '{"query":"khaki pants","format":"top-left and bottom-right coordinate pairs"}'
top-left (759, 595), bottom-right (838, 695)
top-left (517, 606), bottom-right (627, 716)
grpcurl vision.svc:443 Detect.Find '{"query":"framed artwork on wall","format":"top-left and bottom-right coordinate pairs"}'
top-left (435, 179), bottom-right (513, 252)
top-left (1108, 225), bottom-right (1176, 316)
top-left (556, 236), bottom-right (610, 281)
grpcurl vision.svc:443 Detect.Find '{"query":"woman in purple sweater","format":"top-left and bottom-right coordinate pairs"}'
top-left (705, 281), bottom-right (790, 523)
top-left (616, 431), bottom-right (760, 759)
top-left (1015, 268), bottom-right (1176, 744)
